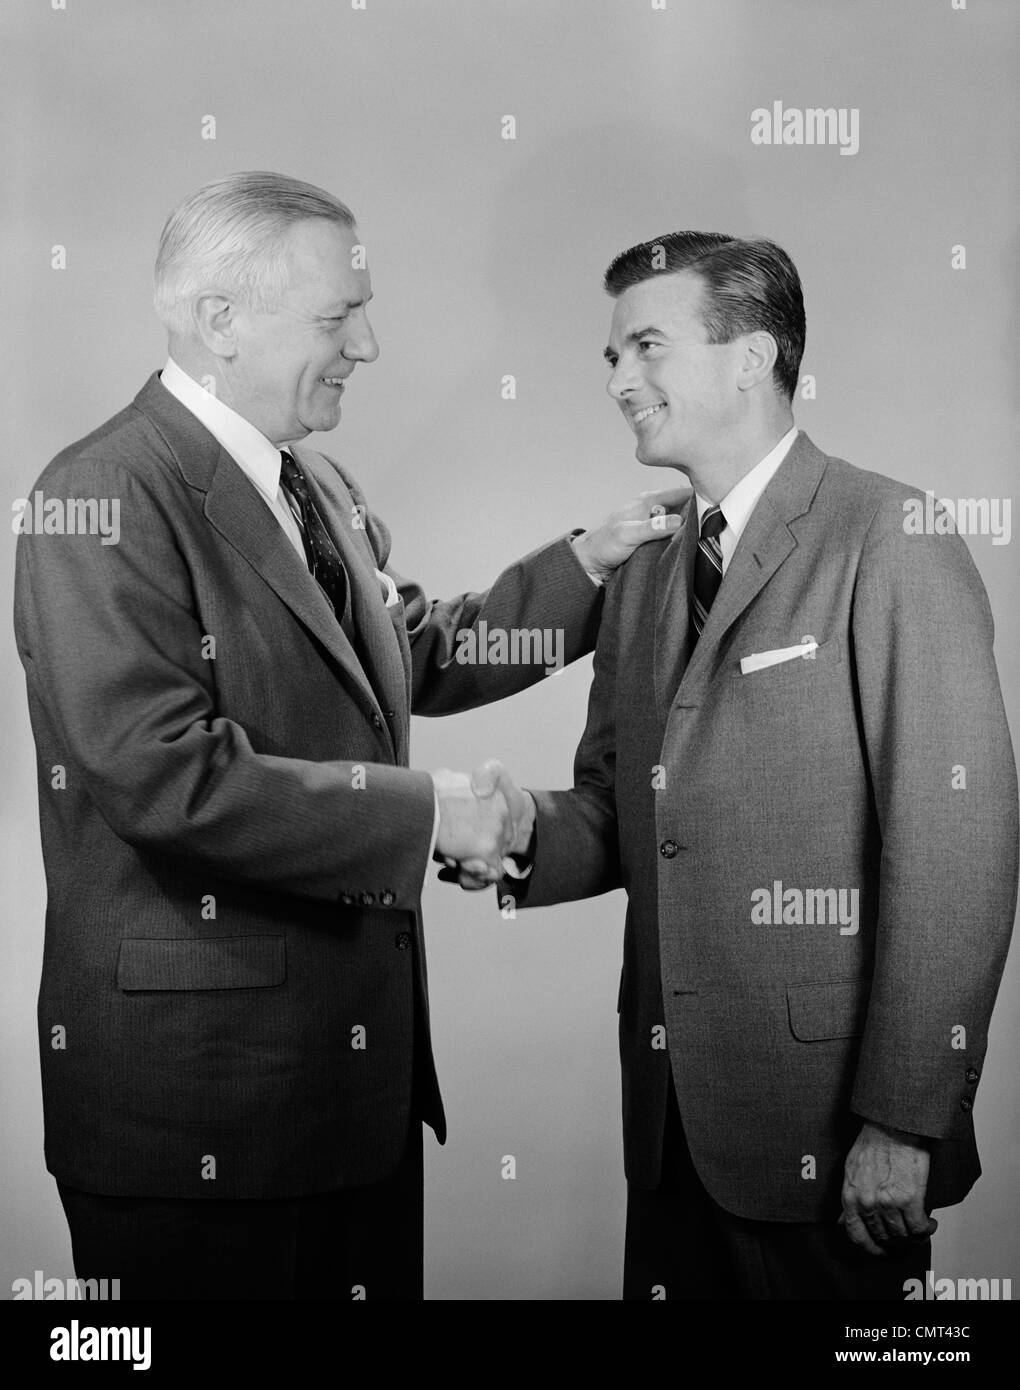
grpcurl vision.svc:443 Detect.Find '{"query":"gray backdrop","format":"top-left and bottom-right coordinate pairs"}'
top-left (2, 0), bottom-right (1017, 1300)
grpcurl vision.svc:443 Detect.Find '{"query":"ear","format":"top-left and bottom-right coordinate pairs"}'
top-left (736, 330), bottom-right (778, 392)
top-left (192, 293), bottom-right (237, 359)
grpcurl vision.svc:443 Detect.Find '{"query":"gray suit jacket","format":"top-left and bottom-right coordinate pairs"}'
top-left (13, 372), bottom-right (603, 1198)
top-left (518, 431), bottom-right (1017, 1221)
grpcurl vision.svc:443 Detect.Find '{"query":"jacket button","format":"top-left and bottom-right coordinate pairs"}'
top-left (660, 840), bottom-right (679, 859)
top-left (359, 891), bottom-right (375, 906)
top-left (380, 889), bottom-right (396, 907)
top-left (372, 713), bottom-right (384, 729)
top-left (960, 1096), bottom-right (973, 1111)
top-left (339, 892), bottom-right (354, 906)
top-left (965, 1067), bottom-right (979, 1084)
top-left (395, 932), bottom-right (412, 950)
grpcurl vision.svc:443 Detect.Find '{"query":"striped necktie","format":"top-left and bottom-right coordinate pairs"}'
top-left (691, 504), bottom-right (726, 642)
top-left (278, 451), bottom-right (357, 644)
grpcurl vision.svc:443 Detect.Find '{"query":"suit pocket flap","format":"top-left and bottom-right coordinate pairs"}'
top-left (787, 979), bottom-right (867, 1041)
top-left (117, 936), bottom-right (286, 991)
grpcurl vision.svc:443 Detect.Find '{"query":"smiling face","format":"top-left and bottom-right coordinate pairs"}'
top-left (604, 270), bottom-right (744, 475)
top-left (227, 218), bottom-right (378, 444)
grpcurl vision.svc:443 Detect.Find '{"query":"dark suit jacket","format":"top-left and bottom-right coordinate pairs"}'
top-left (13, 372), bottom-right (603, 1198)
top-left (517, 431), bottom-right (1018, 1222)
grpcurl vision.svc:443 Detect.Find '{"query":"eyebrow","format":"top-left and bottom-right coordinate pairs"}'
top-left (603, 326), bottom-right (667, 361)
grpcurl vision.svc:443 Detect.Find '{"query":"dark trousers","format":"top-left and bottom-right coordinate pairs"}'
top-left (57, 1124), bottom-right (424, 1301)
top-left (623, 1083), bottom-right (930, 1300)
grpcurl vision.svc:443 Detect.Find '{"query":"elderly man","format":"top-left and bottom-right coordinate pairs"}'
top-left (13, 172), bottom-right (679, 1301)
top-left (465, 230), bottom-right (1018, 1300)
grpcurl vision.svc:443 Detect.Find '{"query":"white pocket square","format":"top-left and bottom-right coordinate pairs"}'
top-left (739, 637), bottom-right (818, 675)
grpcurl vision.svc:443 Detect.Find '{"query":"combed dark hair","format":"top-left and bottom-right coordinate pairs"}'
top-left (603, 232), bottom-right (805, 401)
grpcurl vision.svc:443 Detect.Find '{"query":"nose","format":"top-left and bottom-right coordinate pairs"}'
top-left (343, 310), bottom-right (380, 365)
top-left (607, 356), bottom-right (639, 401)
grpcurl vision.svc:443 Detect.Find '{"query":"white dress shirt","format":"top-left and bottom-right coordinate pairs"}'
top-left (694, 425), bottom-right (799, 574)
top-left (160, 357), bottom-right (308, 560)
top-left (158, 357), bottom-right (441, 881)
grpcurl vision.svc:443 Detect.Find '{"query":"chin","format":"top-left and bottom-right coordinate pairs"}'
top-left (636, 449), bottom-right (676, 469)
top-left (294, 418), bottom-right (325, 437)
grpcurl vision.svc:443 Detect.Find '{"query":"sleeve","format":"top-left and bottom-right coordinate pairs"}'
top-left (848, 497), bottom-right (1019, 1138)
top-left (502, 567), bottom-right (626, 910)
top-left (340, 469), bottom-right (605, 715)
top-left (14, 459), bottom-right (436, 908)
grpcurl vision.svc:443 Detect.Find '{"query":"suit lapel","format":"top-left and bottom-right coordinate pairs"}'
top-left (203, 450), bottom-right (390, 718)
top-left (134, 374), bottom-right (395, 742)
top-left (681, 491), bottom-right (797, 687)
top-left (653, 496), bottom-right (698, 719)
top-left (656, 433), bottom-right (830, 704)
top-left (292, 445), bottom-right (411, 760)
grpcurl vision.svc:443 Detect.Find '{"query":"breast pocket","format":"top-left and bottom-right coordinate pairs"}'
top-left (732, 636), bottom-right (844, 689)
top-left (116, 936), bottom-right (286, 991)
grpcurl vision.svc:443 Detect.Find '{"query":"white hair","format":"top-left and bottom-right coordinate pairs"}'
top-left (153, 171), bottom-right (356, 334)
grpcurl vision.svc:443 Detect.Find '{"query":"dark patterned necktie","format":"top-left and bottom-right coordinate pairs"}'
top-left (278, 451), bottom-right (356, 643)
top-left (691, 504), bottom-right (726, 642)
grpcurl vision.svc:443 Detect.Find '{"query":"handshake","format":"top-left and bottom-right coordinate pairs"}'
top-left (430, 761), bottom-right (534, 891)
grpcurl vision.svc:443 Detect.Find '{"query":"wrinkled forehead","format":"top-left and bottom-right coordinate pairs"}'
top-left (608, 270), bottom-right (709, 347)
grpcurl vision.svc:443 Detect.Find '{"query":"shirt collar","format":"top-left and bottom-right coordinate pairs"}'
top-left (159, 357), bottom-right (284, 506)
top-left (695, 425), bottom-right (799, 540)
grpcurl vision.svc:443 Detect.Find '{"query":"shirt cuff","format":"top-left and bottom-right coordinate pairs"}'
top-left (569, 530), bottom-right (607, 587)
top-left (500, 811), bottom-right (537, 879)
top-left (501, 855), bottom-right (534, 880)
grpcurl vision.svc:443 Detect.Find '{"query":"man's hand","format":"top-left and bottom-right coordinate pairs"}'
top-left (572, 487), bottom-right (687, 583)
top-left (434, 760), bottom-right (534, 891)
top-left (431, 761), bottom-right (531, 885)
top-left (840, 1122), bottom-right (938, 1256)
